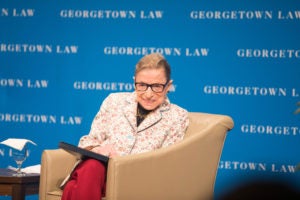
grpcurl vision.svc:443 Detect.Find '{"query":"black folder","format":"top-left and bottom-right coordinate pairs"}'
top-left (58, 142), bottom-right (109, 165)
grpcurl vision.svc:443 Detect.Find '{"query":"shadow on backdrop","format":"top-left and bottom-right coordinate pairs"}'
top-left (218, 179), bottom-right (300, 200)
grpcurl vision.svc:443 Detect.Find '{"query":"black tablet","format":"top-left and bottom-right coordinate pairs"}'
top-left (58, 142), bottom-right (109, 165)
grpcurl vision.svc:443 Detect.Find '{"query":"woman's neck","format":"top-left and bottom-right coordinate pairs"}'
top-left (136, 104), bottom-right (152, 126)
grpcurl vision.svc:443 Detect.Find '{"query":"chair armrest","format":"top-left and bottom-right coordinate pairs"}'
top-left (39, 149), bottom-right (78, 200)
top-left (105, 116), bottom-right (232, 200)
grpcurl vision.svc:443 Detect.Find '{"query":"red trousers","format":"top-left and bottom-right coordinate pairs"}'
top-left (61, 159), bottom-right (106, 200)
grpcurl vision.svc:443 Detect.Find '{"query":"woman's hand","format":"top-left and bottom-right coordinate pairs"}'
top-left (90, 144), bottom-right (118, 158)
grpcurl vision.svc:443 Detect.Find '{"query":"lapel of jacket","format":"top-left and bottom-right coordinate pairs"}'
top-left (123, 93), bottom-right (138, 132)
top-left (122, 92), bottom-right (171, 133)
top-left (137, 110), bottom-right (162, 132)
top-left (137, 98), bottom-right (171, 133)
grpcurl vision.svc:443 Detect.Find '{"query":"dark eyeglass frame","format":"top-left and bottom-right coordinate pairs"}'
top-left (134, 81), bottom-right (169, 93)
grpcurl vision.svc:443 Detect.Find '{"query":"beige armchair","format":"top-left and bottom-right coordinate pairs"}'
top-left (39, 112), bottom-right (234, 200)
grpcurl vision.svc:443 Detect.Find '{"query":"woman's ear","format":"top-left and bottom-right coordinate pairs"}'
top-left (165, 80), bottom-right (173, 92)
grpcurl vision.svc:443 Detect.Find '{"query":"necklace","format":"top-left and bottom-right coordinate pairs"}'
top-left (136, 106), bottom-right (151, 118)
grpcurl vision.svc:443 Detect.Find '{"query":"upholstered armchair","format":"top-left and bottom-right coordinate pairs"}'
top-left (39, 112), bottom-right (234, 200)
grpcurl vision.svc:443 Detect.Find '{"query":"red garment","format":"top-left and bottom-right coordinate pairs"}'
top-left (62, 159), bottom-right (106, 200)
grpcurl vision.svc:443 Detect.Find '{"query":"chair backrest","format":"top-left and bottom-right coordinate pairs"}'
top-left (185, 112), bottom-right (234, 138)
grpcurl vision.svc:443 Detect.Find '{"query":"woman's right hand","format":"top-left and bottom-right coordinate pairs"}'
top-left (89, 144), bottom-right (118, 158)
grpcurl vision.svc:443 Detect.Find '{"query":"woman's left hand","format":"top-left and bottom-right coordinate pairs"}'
top-left (91, 144), bottom-right (118, 158)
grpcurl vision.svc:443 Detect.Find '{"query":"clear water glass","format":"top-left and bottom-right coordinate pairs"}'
top-left (9, 148), bottom-right (29, 176)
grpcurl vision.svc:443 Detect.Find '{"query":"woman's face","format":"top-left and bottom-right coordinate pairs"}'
top-left (135, 68), bottom-right (172, 110)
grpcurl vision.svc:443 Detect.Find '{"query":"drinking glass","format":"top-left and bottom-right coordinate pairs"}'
top-left (9, 148), bottom-right (29, 176)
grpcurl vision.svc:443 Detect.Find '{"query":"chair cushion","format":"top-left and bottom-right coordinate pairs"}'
top-left (46, 190), bottom-right (63, 200)
top-left (47, 189), bottom-right (106, 200)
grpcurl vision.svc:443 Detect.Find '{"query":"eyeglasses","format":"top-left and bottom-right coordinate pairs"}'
top-left (135, 81), bottom-right (169, 93)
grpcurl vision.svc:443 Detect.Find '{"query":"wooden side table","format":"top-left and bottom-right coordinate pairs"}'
top-left (0, 168), bottom-right (40, 200)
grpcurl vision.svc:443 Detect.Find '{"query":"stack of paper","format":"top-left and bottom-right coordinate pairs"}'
top-left (8, 164), bottom-right (41, 174)
top-left (0, 138), bottom-right (37, 150)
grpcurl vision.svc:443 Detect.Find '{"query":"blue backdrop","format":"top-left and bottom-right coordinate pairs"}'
top-left (1, 1), bottom-right (300, 199)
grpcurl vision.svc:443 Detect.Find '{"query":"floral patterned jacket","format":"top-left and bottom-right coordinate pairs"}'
top-left (79, 92), bottom-right (189, 156)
